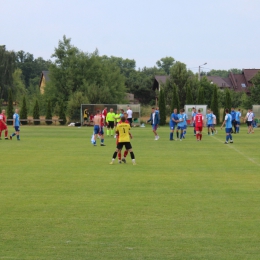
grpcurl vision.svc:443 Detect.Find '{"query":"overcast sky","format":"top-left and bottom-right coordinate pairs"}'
top-left (1, 0), bottom-right (260, 73)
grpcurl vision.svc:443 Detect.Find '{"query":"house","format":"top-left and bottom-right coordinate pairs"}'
top-left (39, 71), bottom-right (50, 94)
top-left (153, 75), bottom-right (169, 91)
top-left (207, 69), bottom-right (260, 94)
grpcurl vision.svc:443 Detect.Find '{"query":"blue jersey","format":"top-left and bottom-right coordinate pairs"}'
top-left (235, 111), bottom-right (241, 121)
top-left (206, 113), bottom-right (213, 124)
top-left (183, 113), bottom-right (187, 125)
top-left (225, 114), bottom-right (232, 128)
top-left (231, 110), bottom-right (236, 120)
top-left (177, 114), bottom-right (185, 127)
top-left (13, 113), bottom-right (20, 126)
top-left (169, 113), bottom-right (178, 127)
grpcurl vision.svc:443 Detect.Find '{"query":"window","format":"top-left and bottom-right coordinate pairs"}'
top-left (241, 83), bottom-right (246, 88)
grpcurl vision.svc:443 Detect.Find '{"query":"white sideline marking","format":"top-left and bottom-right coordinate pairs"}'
top-left (211, 134), bottom-right (260, 166)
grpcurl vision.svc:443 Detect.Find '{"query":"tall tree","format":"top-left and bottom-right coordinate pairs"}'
top-left (171, 83), bottom-right (180, 112)
top-left (33, 99), bottom-right (40, 125)
top-left (169, 62), bottom-right (190, 107)
top-left (7, 89), bottom-right (13, 125)
top-left (45, 100), bottom-right (52, 125)
top-left (223, 89), bottom-right (232, 122)
top-left (0, 45), bottom-right (16, 100)
top-left (197, 86), bottom-right (205, 104)
top-left (59, 100), bottom-right (66, 125)
top-left (185, 81), bottom-right (193, 104)
top-left (156, 56), bottom-right (175, 75)
top-left (211, 85), bottom-right (220, 124)
top-left (158, 89), bottom-right (166, 125)
top-left (20, 96), bottom-right (28, 125)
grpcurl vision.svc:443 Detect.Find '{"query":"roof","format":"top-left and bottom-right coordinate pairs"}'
top-left (206, 76), bottom-right (231, 88)
top-left (154, 75), bottom-right (169, 84)
top-left (229, 73), bottom-right (249, 93)
top-left (242, 69), bottom-right (260, 83)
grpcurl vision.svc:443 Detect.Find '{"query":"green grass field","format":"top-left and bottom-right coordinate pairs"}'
top-left (1, 124), bottom-right (260, 259)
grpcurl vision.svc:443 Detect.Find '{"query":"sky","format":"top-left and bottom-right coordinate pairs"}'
top-left (1, 0), bottom-right (260, 73)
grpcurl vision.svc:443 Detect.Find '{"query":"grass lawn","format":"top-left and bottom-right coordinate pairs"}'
top-left (0, 124), bottom-right (260, 259)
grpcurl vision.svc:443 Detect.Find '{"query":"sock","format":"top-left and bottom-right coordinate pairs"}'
top-left (200, 134), bottom-right (202, 140)
top-left (118, 152), bottom-right (121, 160)
top-left (113, 152), bottom-right (117, 159)
top-left (101, 139), bottom-right (104, 143)
top-left (196, 133), bottom-right (199, 139)
top-left (12, 133), bottom-right (16, 137)
top-left (194, 129), bottom-right (196, 134)
top-left (124, 150), bottom-right (128, 158)
top-left (229, 134), bottom-right (232, 140)
top-left (130, 151), bottom-right (135, 159)
top-left (5, 131), bottom-right (8, 138)
top-left (17, 135), bottom-right (20, 140)
top-left (176, 132), bottom-right (179, 138)
top-left (184, 130), bottom-right (186, 136)
top-left (226, 135), bottom-right (229, 142)
top-left (170, 133), bottom-right (173, 140)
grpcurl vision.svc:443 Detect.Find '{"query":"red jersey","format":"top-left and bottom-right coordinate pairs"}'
top-left (102, 109), bottom-right (107, 117)
top-left (195, 113), bottom-right (204, 127)
top-left (0, 113), bottom-right (7, 130)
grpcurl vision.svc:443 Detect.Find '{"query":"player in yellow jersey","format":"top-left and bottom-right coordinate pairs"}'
top-left (109, 117), bottom-right (136, 165)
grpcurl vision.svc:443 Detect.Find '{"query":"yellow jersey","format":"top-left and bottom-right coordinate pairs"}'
top-left (116, 123), bottom-right (131, 142)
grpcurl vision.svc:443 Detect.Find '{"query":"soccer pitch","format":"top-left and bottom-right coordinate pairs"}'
top-left (1, 125), bottom-right (260, 259)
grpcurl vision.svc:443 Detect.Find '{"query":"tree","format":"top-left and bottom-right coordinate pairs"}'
top-left (197, 86), bottom-right (205, 104)
top-left (211, 85), bottom-right (220, 124)
top-left (185, 81), bottom-right (193, 104)
top-left (33, 99), bottom-right (40, 125)
top-left (0, 45), bottom-right (16, 101)
top-left (7, 89), bottom-right (13, 125)
top-left (171, 83), bottom-right (180, 112)
top-left (45, 100), bottom-right (52, 125)
top-left (169, 62), bottom-right (190, 107)
top-left (20, 96), bottom-right (28, 125)
top-left (200, 76), bottom-right (214, 106)
top-left (67, 91), bottom-right (89, 122)
top-left (59, 100), bottom-right (66, 125)
top-left (223, 89), bottom-right (232, 122)
top-left (250, 72), bottom-right (260, 105)
top-left (158, 89), bottom-right (166, 125)
top-left (156, 56), bottom-right (175, 75)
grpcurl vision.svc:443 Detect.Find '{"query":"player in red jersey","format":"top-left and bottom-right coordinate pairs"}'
top-left (0, 109), bottom-right (9, 140)
top-left (195, 109), bottom-right (204, 141)
top-left (102, 107), bottom-right (107, 126)
top-left (116, 112), bottom-right (130, 163)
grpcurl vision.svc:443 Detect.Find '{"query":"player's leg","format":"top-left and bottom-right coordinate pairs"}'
top-left (126, 143), bottom-right (136, 165)
top-left (110, 146), bottom-right (120, 164)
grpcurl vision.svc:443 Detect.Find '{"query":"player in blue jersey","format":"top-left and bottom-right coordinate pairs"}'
top-left (182, 109), bottom-right (188, 138)
top-left (192, 107), bottom-right (197, 136)
top-left (230, 107), bottom-right (236, 133)
top-left (10, 108), bottom-right (21, 141)
top-left (235, 108), bottom-right (241, 133)
top-left (206, 109), bottom-right (214, 135)
top-left (176, 109), bottom-right (185, 141)
top-left (169, 108), bottom-right (178, 141)
top-left (221, 108), bottom-right (233, 144)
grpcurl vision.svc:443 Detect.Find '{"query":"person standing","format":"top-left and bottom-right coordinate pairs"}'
top-left (92, 110), bottom-right (105, 146)
top-left (212, 112), bottom-right (217, 134)
top-left (182, 109), bottom-right (188, 138)
top-left (230, 107), bottom-right (237, 133)
top-left (195, 109), bottom-right (204, 141)
top-left (109, 116), bottom-right (136, 165)
top-left (10, 108), bottom-right (21, 141)
top-left (126, 106), bottom-right (133, 127)
top-left (102, 107), bottom-right (107, 126)
top-left (83, 108), bottom-right (89, 125)
top-left (221, 108), bottom-right (233, 144)
top-left (206, 109), bottom-right (214, 135)
top-left (176, 109), bottom-right (185, 141)
top-left (192, 107), bottom-right (197, 136)
top-left (244, 108), bottom-right (254, 134)
top-left (169, 108), bottom-right (178, 141)
top-left (235, 108), bottom-right (241, 133)
top-left (0, 109), bottom-right (9, 140)
top-left (147, 107), bottom-right (159, 140)
top-left (106, 108), bottom-right (116, 137)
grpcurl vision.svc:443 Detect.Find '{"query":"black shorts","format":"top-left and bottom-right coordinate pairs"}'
top-left (117, 142), bottom-right (132, 150)
top-left (127, 118), bottom-right (132, 125)
top-left (107, 121), bottom-right (115, 128)
top-left (247, 121), bottom-right (252, 126)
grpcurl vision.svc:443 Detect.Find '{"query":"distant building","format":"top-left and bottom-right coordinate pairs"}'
top-left (39, 71), bottom-right (50, 94)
